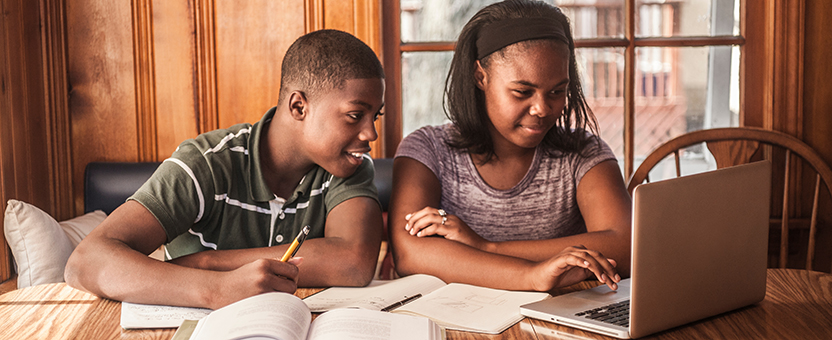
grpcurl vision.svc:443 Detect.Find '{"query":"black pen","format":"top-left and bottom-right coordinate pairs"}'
top-left (380, 294), bottom-right (422, 312)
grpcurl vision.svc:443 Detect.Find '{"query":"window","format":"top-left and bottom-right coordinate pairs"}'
top-left (382, 0), bottom-right (743, 181)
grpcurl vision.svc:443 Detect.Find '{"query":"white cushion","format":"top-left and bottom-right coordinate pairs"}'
top-left (3, 199), bottom-right (106, 288)
top-left (59, 209), bottom-right (106, 248)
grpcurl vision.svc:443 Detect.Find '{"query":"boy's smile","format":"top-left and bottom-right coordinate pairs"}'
top-left (303, 78), bottom-right (385, 178)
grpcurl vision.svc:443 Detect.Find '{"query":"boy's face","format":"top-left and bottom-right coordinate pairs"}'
top-left (303, 78), bottom-right (385, 178)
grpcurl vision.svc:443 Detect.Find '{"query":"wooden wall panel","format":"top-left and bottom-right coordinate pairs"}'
top-left (381, 0), bottom-right (402, 158)
top-left (352, 0), bottom-right (381, 54)
top-left (0, 0), bottom-right (72, 282)
top-left (770, 0), bottom-right (804, 137)
top-left (322, 0), bottom-right (380, 52)
top-left (41, 0), bottom-right (74, 223)
top-left (324, 0), bottom-right (355, 33)
top-left (133, 0), bottom-right (158, 162)
top-left (1, 0), bottom-right (57, 281)
top-left (740, 0), bottom-right (772, 129)
top-left (305, 0), bottom-right (325, 32)
top-left (67, 0), bottom-right (139, 213)
top-left (214, 0), bottom-right (306, 128)
top-left (152, 0), bottom-right (201, 158)
top-left (804, 0), bottom-right (832, 187)
top-left (0, 0), bottom-right (51, 210)
top-left (803, 0), bottom-right (832, 271)
top-left (193, 0), bottom-right (220, 136)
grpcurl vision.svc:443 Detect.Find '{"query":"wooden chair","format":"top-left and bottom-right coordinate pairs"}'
top-left (627, 127), bottom-right (832, 272)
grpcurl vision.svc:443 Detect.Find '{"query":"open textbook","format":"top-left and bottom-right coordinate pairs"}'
top-left (181, 292), bottom-right (443, 340)
top-left (303, 274), bottom-right (549, 334)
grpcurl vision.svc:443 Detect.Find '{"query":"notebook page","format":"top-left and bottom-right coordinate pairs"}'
top-left (120, 302), bottom-right (212, 329)
top-left (393, 283), bottom-right (548, 334)
top-left (303, 274), bottom-right (446, 312)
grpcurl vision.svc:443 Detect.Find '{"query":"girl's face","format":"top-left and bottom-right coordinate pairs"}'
top-left (475, 41), bottom-right (570, 151)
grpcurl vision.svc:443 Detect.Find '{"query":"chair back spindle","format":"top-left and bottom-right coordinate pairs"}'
top-left (628, 127), bottom-right (832, 272)
top-left (780, 150), bottom-right (792, 268)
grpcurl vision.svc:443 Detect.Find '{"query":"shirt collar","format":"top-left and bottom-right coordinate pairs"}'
top-left (248, 107), bottom-right (319, 202)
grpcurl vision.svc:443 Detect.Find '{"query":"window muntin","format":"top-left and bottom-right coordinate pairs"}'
top-left (393, 0), bottom-right (743, 179)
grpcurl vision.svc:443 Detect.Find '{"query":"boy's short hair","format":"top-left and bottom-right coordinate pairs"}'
top-left (278, 29), bottom-right (384, 104)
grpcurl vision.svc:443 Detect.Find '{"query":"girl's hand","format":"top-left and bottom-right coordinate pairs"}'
top-left (526, 245), bottom-right (620, 292)
top-left (404, 207), bottom-right (493, 251)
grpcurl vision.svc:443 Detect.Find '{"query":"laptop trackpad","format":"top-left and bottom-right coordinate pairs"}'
top-left (569, 279), bottom-right (631, 303)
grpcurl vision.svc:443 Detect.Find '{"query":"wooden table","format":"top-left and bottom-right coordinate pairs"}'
top-left (0, 269), bottom-right (829, 339)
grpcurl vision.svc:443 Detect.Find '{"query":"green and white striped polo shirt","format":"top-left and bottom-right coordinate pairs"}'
top-left (129, 107), bottom-right (379, 260)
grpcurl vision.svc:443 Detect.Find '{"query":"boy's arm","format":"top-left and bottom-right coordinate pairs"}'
top-left (296, 195), bottom-right (382, 286)
top-left (169, 195), bottom-right (383, 287)
top-left (389, 157), bottom-right (621, 291)
top-left (64, 201), bottom-right (299, 310)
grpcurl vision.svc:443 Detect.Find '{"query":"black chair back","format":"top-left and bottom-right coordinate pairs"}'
top-left (84, 159), bottom-right (394, 214)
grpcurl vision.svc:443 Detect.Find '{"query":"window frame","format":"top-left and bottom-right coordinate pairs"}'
top-left (381, 0), bottom-right (762, 180)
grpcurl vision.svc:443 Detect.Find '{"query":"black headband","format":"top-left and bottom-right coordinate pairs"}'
top-left (476, 17), bottom-right (570, 60)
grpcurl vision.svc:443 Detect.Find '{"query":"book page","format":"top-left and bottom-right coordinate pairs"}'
top-left (303, 274), bottom-right (446, 312)
top-left (306, 308), bottom-right (443, 340)
top-left (393, 283), bottom-right (548, 334)
top-left (120, 302), bottom-right (212, 329)
top-left (189, 292), bottom-right (312, 340)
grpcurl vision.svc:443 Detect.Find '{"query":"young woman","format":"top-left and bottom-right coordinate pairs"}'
top-left (389, 0), bottom-right (631, 292)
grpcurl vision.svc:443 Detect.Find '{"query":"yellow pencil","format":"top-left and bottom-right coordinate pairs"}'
top-left (280, 225), bottom-right (310, 262)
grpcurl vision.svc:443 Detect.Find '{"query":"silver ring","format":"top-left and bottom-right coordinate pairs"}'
top-left (437, 209), bottom-right (447, 225)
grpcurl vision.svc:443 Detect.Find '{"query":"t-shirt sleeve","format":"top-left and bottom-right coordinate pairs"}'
top-left (572, 135), bottom-right (618, 186)
top-left (128, 143), bottom-right (215, 242)
top-left (394, 126), bottom-right (441, 179)
top-left (324, 156), bottom-right (380, 213)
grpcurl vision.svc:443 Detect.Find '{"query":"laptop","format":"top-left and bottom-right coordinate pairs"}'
top-left (520, 160), bottom-right (771, 339)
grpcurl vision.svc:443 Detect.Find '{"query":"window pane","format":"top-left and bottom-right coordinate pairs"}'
top-left (557, 0), bottom-right (626, 39)
top-left (635, 0), bottom-right (741, 38)
top-left (401, 0), bottom-right (503, 43)
top-left (633, 45), bottom-right (741, 181)
top-left (401, 51), bottom-right (453, 137)
top-left (401, 0), bottom-right (626, 43)
top-left (576, 47), bottom-right (626, 168)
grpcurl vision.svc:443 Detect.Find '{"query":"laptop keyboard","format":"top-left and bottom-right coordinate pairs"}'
top-left (574, 300), bottom-right (630, 327)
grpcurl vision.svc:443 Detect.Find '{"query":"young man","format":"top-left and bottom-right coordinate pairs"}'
top-left (65, 30), bottom-right (385, 310)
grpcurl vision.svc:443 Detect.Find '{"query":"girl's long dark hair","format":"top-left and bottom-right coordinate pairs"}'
top-left (444, 0), bottom-right (599, 163)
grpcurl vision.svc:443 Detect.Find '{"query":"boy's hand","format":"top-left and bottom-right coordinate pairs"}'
top-left (526, 246), bottom-right (620, 292)
top-left (404, 207), bottom-right (492, 251)
top-left (208, 257), bottom-right (301, 309)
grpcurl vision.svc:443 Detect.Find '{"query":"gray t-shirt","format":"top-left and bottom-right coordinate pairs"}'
top-left (395, 124), bottom-right (617, 242)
